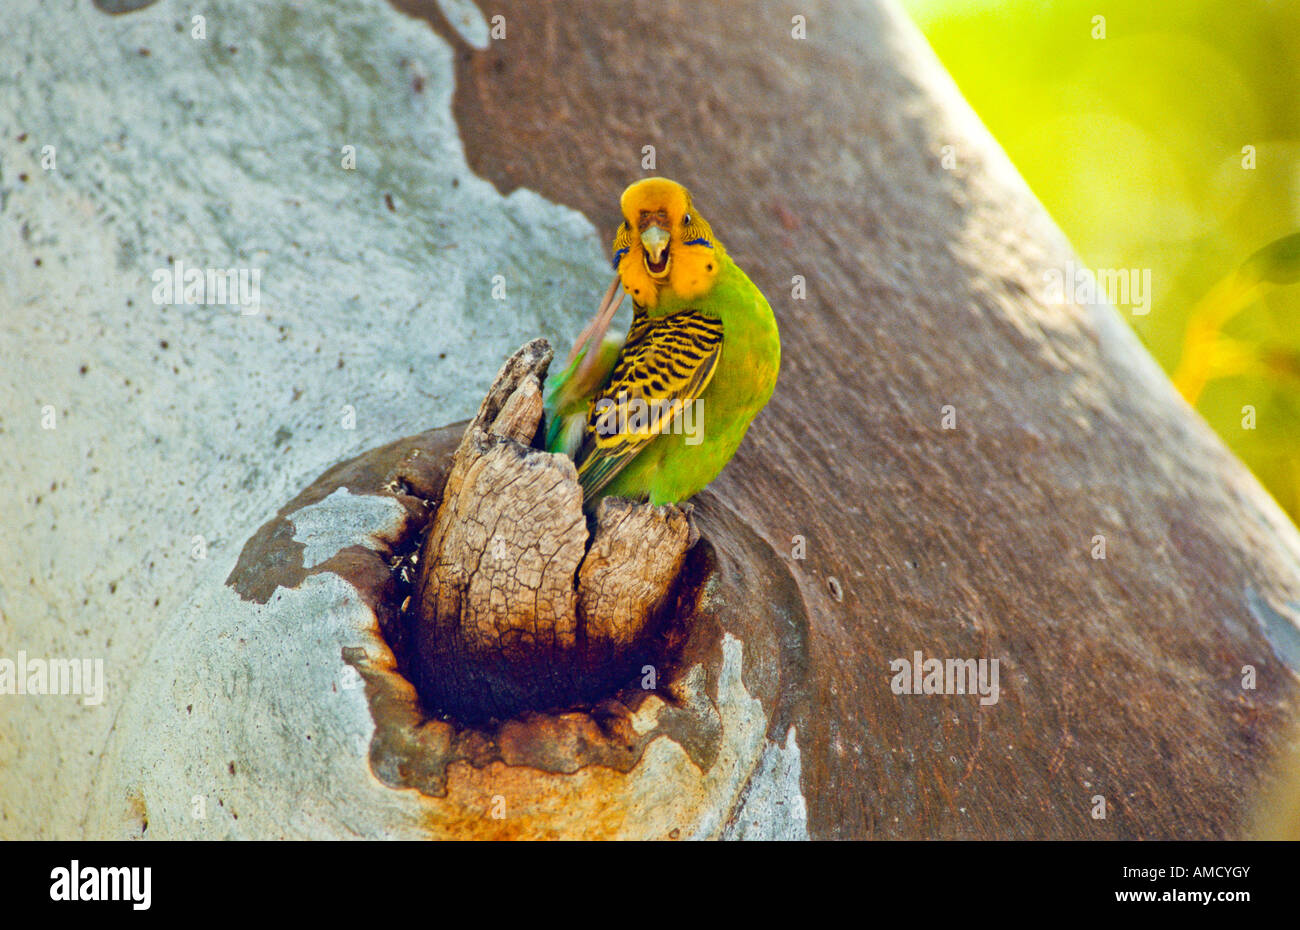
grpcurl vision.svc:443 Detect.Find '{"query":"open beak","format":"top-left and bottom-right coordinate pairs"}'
top-left (640, 225), bottom-right (671, 278)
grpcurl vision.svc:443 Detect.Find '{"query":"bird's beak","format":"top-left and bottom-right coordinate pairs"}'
top-left (640, 225), bottom-right (670, 262)
top-left (640, 225), bottom-right (671, 277)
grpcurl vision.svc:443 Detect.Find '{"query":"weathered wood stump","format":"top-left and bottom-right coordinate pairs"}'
top-left (411, 340), bottom-right (694, 723)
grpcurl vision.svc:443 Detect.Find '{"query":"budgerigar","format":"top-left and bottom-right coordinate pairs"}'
top-left (545, 178), bottom-right (780, 508)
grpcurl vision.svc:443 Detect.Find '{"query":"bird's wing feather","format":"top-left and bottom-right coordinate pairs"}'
top-left (544, 305), bottom-right (652, 455)
top-left (544, 337), bottom-right (622, 454)
top-left (576, 310), bottom-right (723, 499)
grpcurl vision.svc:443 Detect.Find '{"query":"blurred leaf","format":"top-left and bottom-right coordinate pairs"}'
top-left (1242, 232), bottom-right (1300, 287)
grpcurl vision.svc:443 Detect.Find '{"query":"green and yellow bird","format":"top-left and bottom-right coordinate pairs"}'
top-left (545, 177), bottom-right (780, 507)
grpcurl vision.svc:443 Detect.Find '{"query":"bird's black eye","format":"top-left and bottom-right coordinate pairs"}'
top-left (683, 213), bottom-right (691, 225)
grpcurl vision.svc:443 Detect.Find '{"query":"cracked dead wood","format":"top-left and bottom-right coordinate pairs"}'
top-left (209, 416), bottom-right (791, 838)
top-left (578, 497), bottom-right (694, 674)
top-left (411, 340), bottom-right (694, 723)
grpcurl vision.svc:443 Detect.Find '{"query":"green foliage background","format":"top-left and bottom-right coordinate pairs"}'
top-left (903, 0), bottom-right (1300, 522)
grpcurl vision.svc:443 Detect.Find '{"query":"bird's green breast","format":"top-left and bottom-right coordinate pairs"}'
top-left (602, 255), bottom-right (780, 505)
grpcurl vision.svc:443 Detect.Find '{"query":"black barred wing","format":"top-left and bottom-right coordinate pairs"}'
top-left (575, 310), bottom-right (723, 500)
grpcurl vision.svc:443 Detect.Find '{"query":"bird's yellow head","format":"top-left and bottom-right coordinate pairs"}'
top-left (611, 177), bottom-right (724, 309)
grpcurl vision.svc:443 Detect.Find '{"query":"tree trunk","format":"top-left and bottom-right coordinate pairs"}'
top-left (9, 0), bottom-right (1293, 840)
top-left (393, 0), bottom-right (1300, 838)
